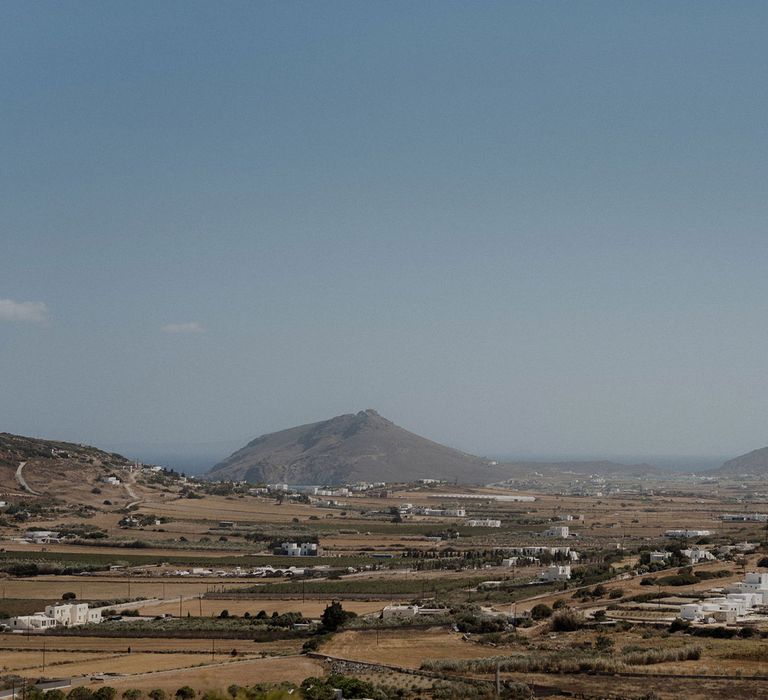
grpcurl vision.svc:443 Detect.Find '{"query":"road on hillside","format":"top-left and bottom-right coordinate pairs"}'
top-left (15, 461), bottom-right (40, 495)
top-left (123, 470), bottom-right (142, 507)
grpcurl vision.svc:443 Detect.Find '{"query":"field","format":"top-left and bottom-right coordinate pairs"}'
top-left (2, 467), bottom-right (768, 700)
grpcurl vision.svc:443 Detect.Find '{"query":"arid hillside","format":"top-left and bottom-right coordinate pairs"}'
top-left (0, 432), bottom-right (133, 503)
top-left (205, 409), bottom-right (496, 485)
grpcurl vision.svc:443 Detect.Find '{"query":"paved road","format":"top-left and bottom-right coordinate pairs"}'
top-left (15, 461), bottom-right (40, 495)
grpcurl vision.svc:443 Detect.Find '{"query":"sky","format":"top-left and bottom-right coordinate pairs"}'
top-left (2, 1), bottom-right (768, 470)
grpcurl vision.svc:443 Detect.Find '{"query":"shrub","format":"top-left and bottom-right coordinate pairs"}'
top-left (68, 690), bottom-right (93, 700)
top-left (122, 691), bottom-right (141, 700)
top-left (62, 591), bottom-right (77, 600)
top-left (175, 687), bottom-right (195, 700)
top-left (550, 609), bottom-right (585, 632)
top-left (94, 689), bottom-right (116, 700)
top-left (609, 588), bottom-right (624, 599)
top-left (321, 601), bottom-right (356, 631)
top-left (530, 604), bottom-right (552, 620)
top-left (148, 690), bottom-right (167, 700)
top-left (669, 618), bottom-right (691, 633)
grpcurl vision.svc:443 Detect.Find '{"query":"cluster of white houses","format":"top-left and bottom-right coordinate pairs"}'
top-left (281, 542), bottom-right (321, 556)
top-left (720, 513), bottom-right (768, 522)
top-left (6, 602), bottom-right (102, 632)
top-left (649, 548), bottom-right (716, 565)
top-left (398, 504), bottom-right (467, 518)
top-left (665, 529), bottom-right (712, 538)
top-left (501, 546), bottom-right (580, 566)
top-left (467, 518), bottom-right (502, 528)
top-left (681, 572), bottom-right (768, 624)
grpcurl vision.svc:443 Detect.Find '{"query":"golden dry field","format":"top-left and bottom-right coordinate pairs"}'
top-left (85, 656), bottom-right (325, 692)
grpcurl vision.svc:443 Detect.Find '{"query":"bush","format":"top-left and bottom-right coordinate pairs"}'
top-left (68, 690), bottom-right (93, 700)
top-left (669, 618), bottom-right (691, 633)
top-left (94, 689), bottom-right (116, 700)
top-left (530, 604), bottom-right (552, 620)
top-left (62, 591), bottom-right (77, 600)
top-left (122, 691), bottom-right (141, 700)
top-left (175, 688), bottom-right (195, 700)
top-left (148, 691), bottom-right (167, 700)
top-left (609, 588), bottom-right (624, 599)
top-left (550, 609), bottom-right (585, 632)
top-left (320, 601), bottom-right (356, 631)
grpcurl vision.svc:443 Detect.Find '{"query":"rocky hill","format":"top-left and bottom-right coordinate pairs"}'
top-left (716, 447), bottom-right (768, 475)
top-left (205, 409), bottom-right (495, 485)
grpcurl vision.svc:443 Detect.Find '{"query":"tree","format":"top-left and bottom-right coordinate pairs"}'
top-left (67, 689), bottom-right (94, 700)
top-left (530, 603), bottom-right (552, 620)
top-left (321, 600), bottom-right (353, 631)
top-left (226, 685), bottom-right (241, 699)
top-left (47, 691), bottom-right (66, 700)
top-left (62, 591), bottom-right (77, 600)
top-left (175, 687), bottom-right (195, 700)
top-left (122, 691), bottom-right (142, 700)
top-left (148, 690), bottom-right (167, 700)
top-left (94, 688), bottom-right (117, 700)
top-left (219, 609), bottom-right (230, 619)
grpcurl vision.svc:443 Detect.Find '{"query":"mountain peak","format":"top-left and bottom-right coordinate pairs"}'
top-left (205, 410), bottom-right (485, 485)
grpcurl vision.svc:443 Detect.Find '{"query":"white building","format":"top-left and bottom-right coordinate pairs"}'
top-left (543, 526), bottom-right (570, 538)
top-left (680, 572), bottom-right (768, 622)
top-left (8, 603), bottom-right (102, 631)
top-left (726, 572), bottom-right (768, 603)
top-left (24, 530), bottom-right (61, 544)
top-left (45, 603), bottom-right (91, 627)
top-left (539, 565), bottom-right (571, 582)
top-left (681, 548), bottom-right (715, 565)
top-left (7, 614), bottom-right (57, 631)
top-left (381, 604), bottom-right (446, 619)
top-left (501, 557), bottom-right (518, 567)
top-left (382, 604), bottom-right (418, 619)
top-left (665, 529), bottom-right (711, 538)
top-left (505, 546), bottom-right (579, 561)
top-left (649, 551), bottom-right (671, 564)
top-left (467, 519), bottom-right (501, 528)
top-left (100, 475), bottom-right (121, 486)
top-left (281, 542), bottom-right (320, 556)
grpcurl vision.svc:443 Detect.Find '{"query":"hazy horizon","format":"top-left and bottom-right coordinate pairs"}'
top-left (3, 3), bottom-right (768, 459)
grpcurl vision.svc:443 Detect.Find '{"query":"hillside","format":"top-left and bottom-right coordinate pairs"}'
top-left (716, 447), bottom-right (768, 475)
top-left (205, 410), bottom-right (495, 485)
top-left (0, 432), bottom-right (133, 503)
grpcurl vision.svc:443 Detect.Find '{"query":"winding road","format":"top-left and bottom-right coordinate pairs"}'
top-left (123, 470), bottom-right (142, 508)
top-left (15, 461), bottom-right (41, 495)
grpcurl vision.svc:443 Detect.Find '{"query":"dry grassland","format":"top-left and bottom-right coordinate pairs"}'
top-left (0, 577), bottom-right (257, 600)
top-left (0, 635), bottom-right (302, 655)
top-left (87, 656), bottom-right (324, 692)
top-left (319, 628), bottom-right (492, 667)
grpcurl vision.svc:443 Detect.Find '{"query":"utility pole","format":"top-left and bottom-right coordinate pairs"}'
top-left (211, 638), bottom-right (215, 662)
top-left (199, 594), bottom-right (202, 616)
top-left (179, 595), bottom-right (183, 618)
top-left (42, 640), bottom-right (45, 673)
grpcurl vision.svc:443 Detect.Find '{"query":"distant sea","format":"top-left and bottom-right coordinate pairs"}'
top-left (106, 443), bottom-right (728, 476)
top-left (491, 454), bottom-right (728, 473)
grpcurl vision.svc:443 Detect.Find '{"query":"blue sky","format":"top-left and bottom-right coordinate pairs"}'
top-left (2, 1), bottom-right (768, 466)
